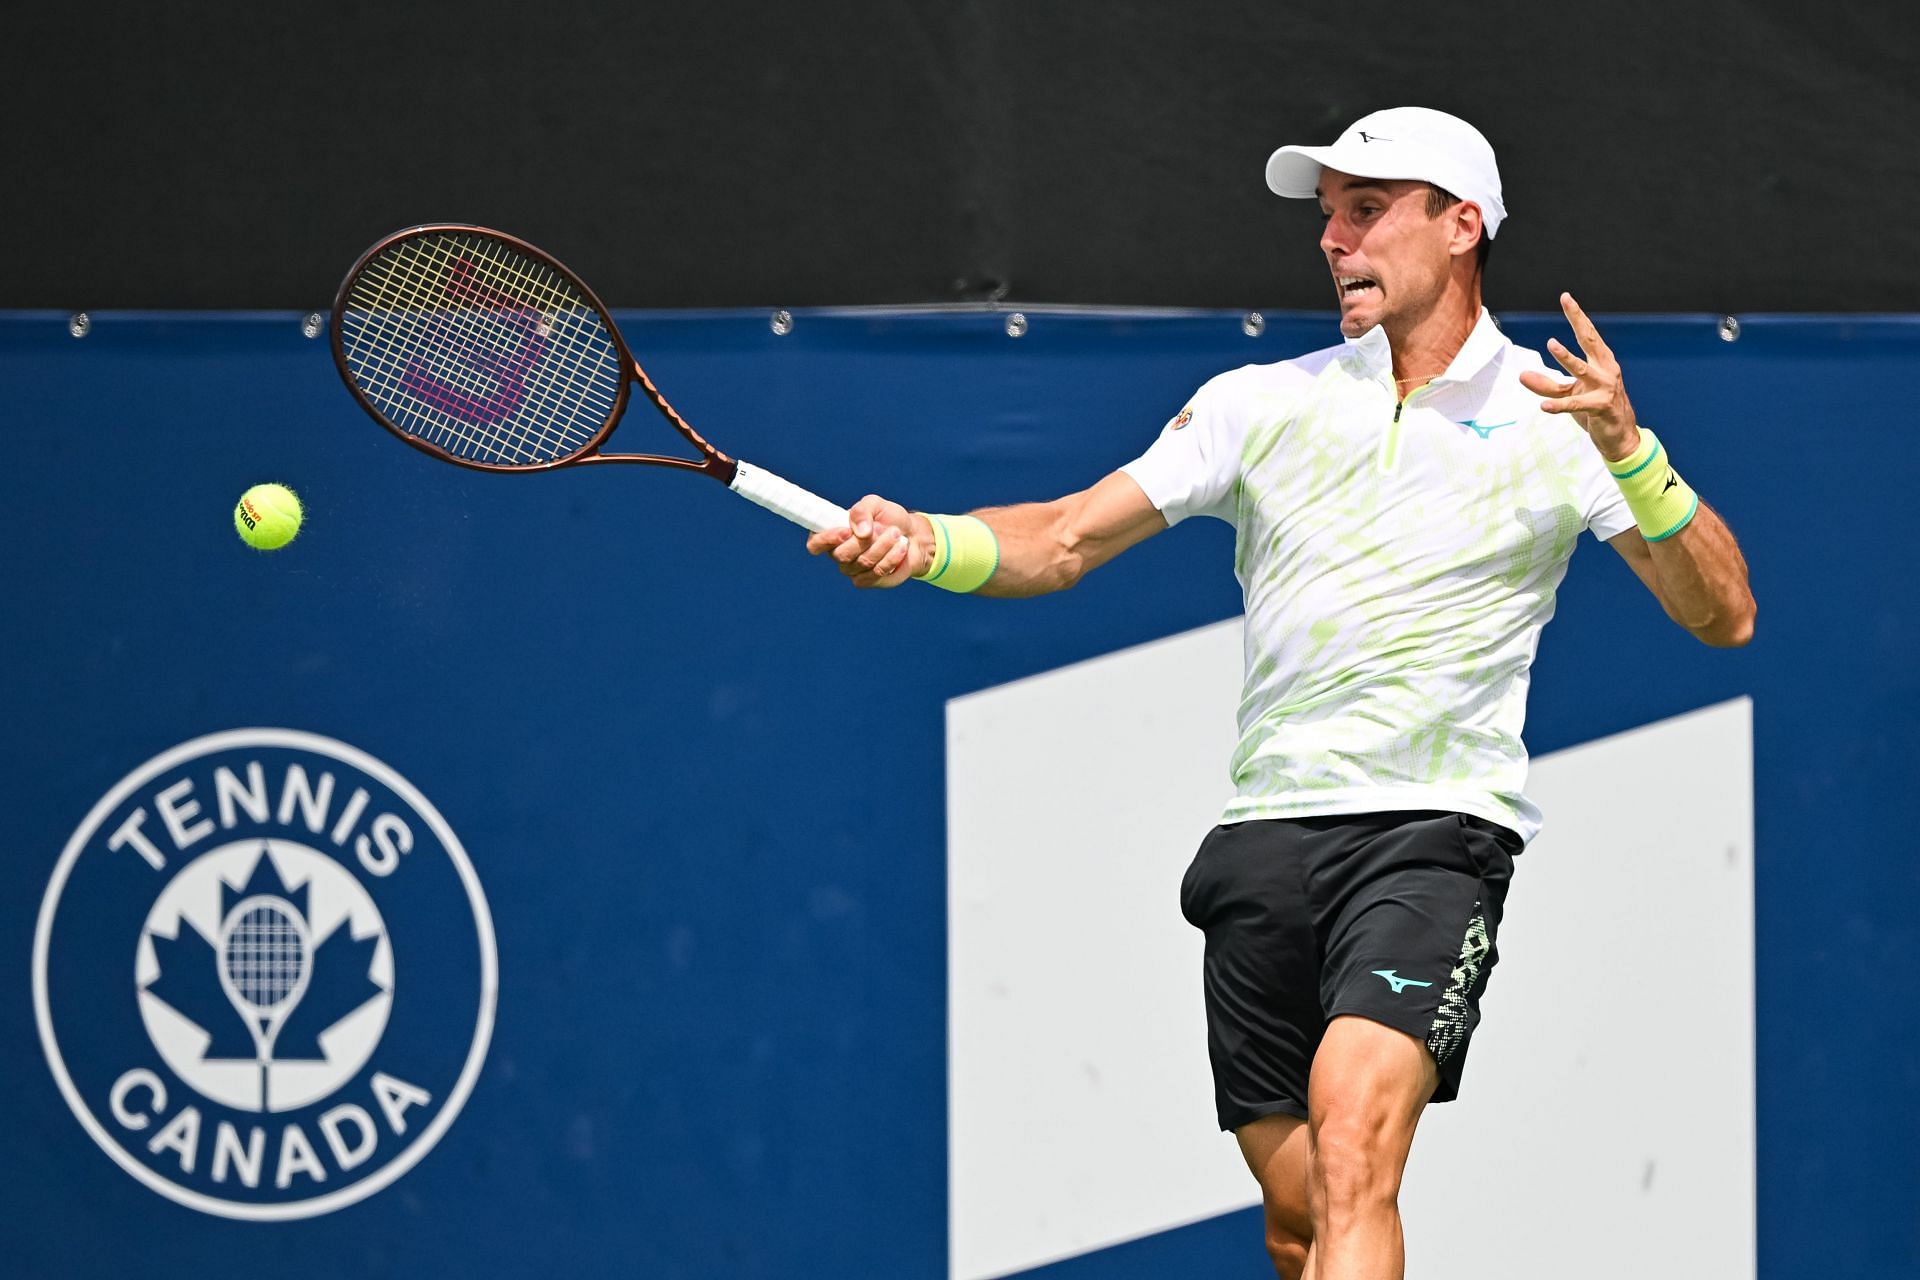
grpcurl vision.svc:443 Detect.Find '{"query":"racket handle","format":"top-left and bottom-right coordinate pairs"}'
top-left (730, 460), bottom-right (850, 532)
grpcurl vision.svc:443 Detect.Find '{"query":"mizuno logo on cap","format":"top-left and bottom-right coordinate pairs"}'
top-left (1356, 132), bottom-right (1393, 143)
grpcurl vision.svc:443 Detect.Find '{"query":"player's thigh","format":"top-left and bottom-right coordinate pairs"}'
top-left (1236, 1112), bottom-right (1312, 1228)
top-left (1309, 1014), bottom-right (1438, 1124)
top-left (1306, 1014), bottom-right (1435, 1196)
top-left (1237, 1112), bottom-right (1313, 1271)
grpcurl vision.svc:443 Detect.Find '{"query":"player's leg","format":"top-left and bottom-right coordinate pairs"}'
top-left (1302, 810), bottom-right (1523, 1278)
top-left (1235, 1112), bottom-right (1313, 1279)
top-left (1302, 1015), bottom-right (1435, 1280)
top-left (1180, 820), bottom-right (1326, 1277)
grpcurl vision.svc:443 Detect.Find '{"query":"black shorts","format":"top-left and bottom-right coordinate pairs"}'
top-left (1178, 810), bottom-right (1522, 1131)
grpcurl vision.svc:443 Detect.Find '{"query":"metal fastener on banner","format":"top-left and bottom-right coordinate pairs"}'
top-left (770, 309), bottom-right (794, 336)
top-left (1005, 313), bottom-right (1028, 338)
top-left (1717, 315), bottom-right (1741, 342)
top-left (301, 312), bottom-right (325, 338)
top-left (1242, 312), bottom-right (1265, 337)
top-left (68, 313), bottom-right (91, 339)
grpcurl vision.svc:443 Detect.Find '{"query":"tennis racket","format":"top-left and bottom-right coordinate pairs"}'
top-left (330, 224), bottom-right (848, 531)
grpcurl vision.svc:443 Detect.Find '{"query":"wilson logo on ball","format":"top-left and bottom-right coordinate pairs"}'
top-left (33, 729), bottom-right (497, 1220)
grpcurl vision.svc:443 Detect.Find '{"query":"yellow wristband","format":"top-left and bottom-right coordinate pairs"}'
top-left (1607, 428), bottom-right (1699, 542)
top-left (912, 513), bottom-right (999, 593)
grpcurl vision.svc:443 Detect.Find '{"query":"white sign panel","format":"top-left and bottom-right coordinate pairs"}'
top-left (948, 619), bottom-right (1752, 1279)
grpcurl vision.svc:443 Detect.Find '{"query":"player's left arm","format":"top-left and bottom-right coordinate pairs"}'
top-left (1605, 518), bottom-right (1753, 647)
top-left (1519, 292), bottom-right (1756, 648)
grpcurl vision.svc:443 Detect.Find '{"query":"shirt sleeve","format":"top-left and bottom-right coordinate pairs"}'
top-left (1118, 373), bottom-right (1246, 527)
top-left (1575, 439), bottom-right (1636, 541)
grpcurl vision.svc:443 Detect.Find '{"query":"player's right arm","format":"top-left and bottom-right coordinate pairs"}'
top-left (805, 470), bottom-right (1167, 596)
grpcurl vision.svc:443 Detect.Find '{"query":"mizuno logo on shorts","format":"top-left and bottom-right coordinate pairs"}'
top-left (1371, 969), bottom-right (1433, 994)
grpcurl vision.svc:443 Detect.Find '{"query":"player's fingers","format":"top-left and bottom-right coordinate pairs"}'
top-left (871, 531), bottom-right (913, 579)
top-left (847, 494), bottom-right (892, 539)
top-left (1545, 337), bottom-right (1593, 379)
top-left (853, 525), bottom-right (906, 573)
top-left (837, 547), bottom-right (877, 580)
top-left (1518, 369), bottom-right (1575, 396)
top-left (848, 556), bottom-right (909, 589)
top-left (1561, 292), bottom-right (1615, 362)
top-left (832, 532), bottom-right (873, 564)
top-left (1553, 335), bottom-right (1618, 385)
top-left (806, 527), bottom-right (852, 555)
top-left (835, 534), bottom-right (878, 568)
top-left (1539, 392), bottom-right (1611, 414)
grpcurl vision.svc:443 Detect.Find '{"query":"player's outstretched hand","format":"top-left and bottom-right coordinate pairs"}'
top-left (1518, 292), bottom-right (1641, 463)
top-left (806, 494), bottom-right (925, 588)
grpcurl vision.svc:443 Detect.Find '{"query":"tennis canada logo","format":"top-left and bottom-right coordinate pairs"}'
top-left (33, 729), bottom-right (497, 1220)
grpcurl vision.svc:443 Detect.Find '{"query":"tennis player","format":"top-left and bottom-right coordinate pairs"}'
top-left (808, 106), bottom-right (1754, 1280)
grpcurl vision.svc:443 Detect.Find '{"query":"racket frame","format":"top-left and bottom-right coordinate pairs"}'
top-left (330, 223), bottom-right (742, 485)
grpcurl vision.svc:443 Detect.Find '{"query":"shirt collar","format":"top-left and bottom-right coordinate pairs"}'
top-left (1341, 307), bottom-right (1508, 388)
top-left (1342, 321), bottom-right (1395, 377)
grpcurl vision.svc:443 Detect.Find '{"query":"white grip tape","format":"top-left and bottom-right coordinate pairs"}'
top-left (729, 460), bottom-right (849, 532)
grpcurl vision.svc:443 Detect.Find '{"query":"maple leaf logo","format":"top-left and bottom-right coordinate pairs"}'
top-left (144, 846), bottom-right (384, 1064)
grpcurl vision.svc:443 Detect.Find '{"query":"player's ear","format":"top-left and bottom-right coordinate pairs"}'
top-left (1451, 202), bottom-right (1485, 261)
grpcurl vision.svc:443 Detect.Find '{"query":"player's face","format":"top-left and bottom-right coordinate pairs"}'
top-left (1316, 171), bottom-right (1455, 338)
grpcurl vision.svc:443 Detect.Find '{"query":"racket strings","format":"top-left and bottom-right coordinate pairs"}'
top-left (413, 234), bottom-right (610, 461)
top-left (355, 234), bottom-right (610, 463)
top-left (378, 240), bottom-right (578, 464)
top-left (351, 235), bottom-right (608, 464)
top-left (223, 903), bottom-right (307, 1010)
top-left (340, 230), bottom-right (624, 466)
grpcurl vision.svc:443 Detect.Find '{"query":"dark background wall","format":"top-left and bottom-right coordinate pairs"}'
top-left (9, 0), bottom-right (1915, 311)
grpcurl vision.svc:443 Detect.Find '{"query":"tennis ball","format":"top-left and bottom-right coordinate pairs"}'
top-left (234, 483), bottom-right (303, 550)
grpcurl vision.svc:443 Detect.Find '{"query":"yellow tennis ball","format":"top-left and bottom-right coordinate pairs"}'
top-left (234, 483), bottom-right (303, 550)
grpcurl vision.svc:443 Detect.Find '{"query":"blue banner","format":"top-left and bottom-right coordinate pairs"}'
top-left (2, 308), bottom-right (1914, 1278)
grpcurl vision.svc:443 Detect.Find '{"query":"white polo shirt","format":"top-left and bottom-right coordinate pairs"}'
top-left (1122, 309), bottom-right (1634, 843)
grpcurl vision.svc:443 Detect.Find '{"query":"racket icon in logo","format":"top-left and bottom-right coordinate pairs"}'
top-left (216, 887), bottom-right (315, 1109)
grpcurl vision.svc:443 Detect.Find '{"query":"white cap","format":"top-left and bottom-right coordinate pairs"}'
top-left (1265, 106), bottom-right (1507, 239)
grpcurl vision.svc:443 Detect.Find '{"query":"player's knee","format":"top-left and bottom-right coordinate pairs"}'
top-left (1310, 1117), bottom-right (1402, 1220)
top-left (1263, 1217), bottom-right (1310, 1279)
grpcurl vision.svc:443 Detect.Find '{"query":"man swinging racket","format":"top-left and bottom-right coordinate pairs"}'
top-left (808, 106), bottom-right (1755, 1279)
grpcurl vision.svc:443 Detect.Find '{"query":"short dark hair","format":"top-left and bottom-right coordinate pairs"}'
top-left (1426, 184), bottom-right (1492, 272)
